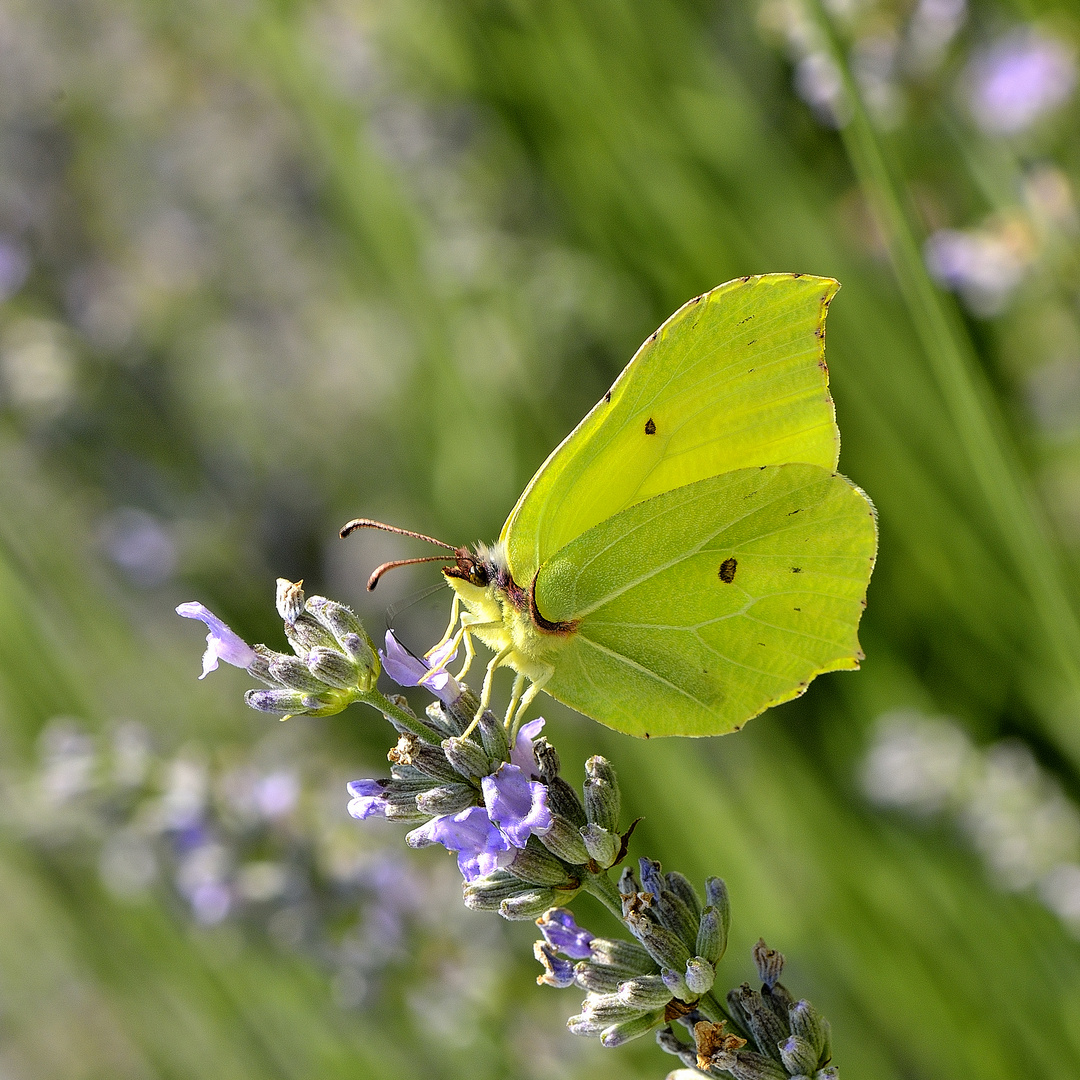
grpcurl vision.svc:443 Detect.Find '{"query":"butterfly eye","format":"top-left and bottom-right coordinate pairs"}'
top-left (469, 564), bottom-right (490, 587)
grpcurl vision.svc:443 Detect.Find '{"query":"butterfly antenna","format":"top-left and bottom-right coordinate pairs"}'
top-left (366, 555), bottom-right (451, 592)
top-left (339, 518), bottom-right (456, 550)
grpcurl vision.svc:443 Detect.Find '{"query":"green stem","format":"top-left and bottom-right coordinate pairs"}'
top-left (809, 0), bottom-right (1080, 764)
top-left (696, 991), bottom-right (736, 1028)
top-left (582, 870), bottom-right (624, 919)
top-left (357, 689), bottom-right (443, 744)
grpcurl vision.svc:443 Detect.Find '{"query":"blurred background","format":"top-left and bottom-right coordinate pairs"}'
top-left (2, 0), bottom-right (1080, 1076)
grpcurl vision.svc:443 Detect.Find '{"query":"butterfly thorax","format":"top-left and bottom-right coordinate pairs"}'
top-left (443, 541), bottom-right (577, 680)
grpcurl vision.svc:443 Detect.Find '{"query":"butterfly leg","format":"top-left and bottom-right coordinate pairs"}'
top-left (508, 665), bottom-right (554, 739)
top-left (454, 617), bottom-right (503, 681)
top-left (459, 643), bottom-right (514, 739)
top-left (503, 671), bottom-right (526, 731)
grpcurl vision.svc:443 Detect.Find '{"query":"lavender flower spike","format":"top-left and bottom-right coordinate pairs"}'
top-left (176, 602), bottom-right (256, 679)
top-left (380, 630), bottom-right (462, 704)
top-left (406, 806), bottom-right (514, 881)
top-left (346, 779), bottom-right (392, 820)
top-left (482, 763), bottom-right (553, 848)
top-left (537, 906), bottom-right (595, 959)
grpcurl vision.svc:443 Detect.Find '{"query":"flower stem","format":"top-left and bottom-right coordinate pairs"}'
top-left (358, 689), bottom-right (442, 743)
top-left (582, 869), bottom-right (623, 919)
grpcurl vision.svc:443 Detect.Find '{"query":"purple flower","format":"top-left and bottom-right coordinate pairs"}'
top-left (969, 30), bottom-right (1077, 134)
top-left (481, 763), bottom-right (553, 848)
top-left (533, 940), bottom-right (577, 988)
top-left (536, 906), bottom-right (595, 959)
top-left (347, 779), bottom-right (392, 820)
top-left (510, 717), bottom-right (546, 778)
top-left (380, 631), bottom-right (462, 704)
top-left (406, 806), bottom-right (514, 881)
top-left (176, 602), bottom-right (256, 679)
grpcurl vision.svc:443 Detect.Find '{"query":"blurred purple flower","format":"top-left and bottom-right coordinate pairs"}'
top-left (406, 806), bottom-right (514, 881)
top-left (0, 237), bottom-right (29, 302)
top-left (380, 630), bottom-right (462, 704)
top-left (510, 717), bottom-right (546, 777)
top-left (347, 779), bottom-right (393, 820)
top-left (481, 763), bottom-right (553, 848)
top-left (537, 906), bottom-right (595, 959)
top-left (176, 602), bottom-right (256, 678)
top-left (968, 30), bottom-right (1077, 134)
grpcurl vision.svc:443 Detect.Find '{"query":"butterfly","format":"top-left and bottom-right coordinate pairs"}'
top-left (343, 274), bottom-right (877, 738)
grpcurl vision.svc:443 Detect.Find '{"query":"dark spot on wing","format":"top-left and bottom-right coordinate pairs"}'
top-left (742, 490), bottom-right (757, 499)
top-left (814, 327), bottom-right (824, 338)
top-left (793, 607), bottom-right (801, 612)
top-left (739, 315), bottom-right (754, 324)
top-left (649, 331), bottom-right (658, 343)
top-left (643, 732), bottom-right (650, 739)
top-left (691, 294), bottom-right (703, 304)
top-left (645, 418), bottom-right (656, 435)
top-left (792, 567), bottom-right (802, 573)
top-left (718, 557), bottom-right (737, 583)
top-left (740, 275), bottom-right (750, 282)
top-left (757, 642), bottom-right (766, 647)
top-left (746, 339), bottom-right (756, 346)
top-left (604, 390), bottom-right (611, 403)
top-left (793, 273), bottom-right (802, 278)
top-left (788, 508), bottom-right (801, 516)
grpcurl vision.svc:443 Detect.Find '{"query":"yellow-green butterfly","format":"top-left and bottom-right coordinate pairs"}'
top-left (344, 274), bottom-right (877, 738)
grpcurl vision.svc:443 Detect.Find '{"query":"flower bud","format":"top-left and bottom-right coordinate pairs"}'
top-left (616, 975), bottom-right (672, 1009)
top-left (284, 613), bottom-right (338, 655)
top-left (788, 1000), bottom-right (830, 1064)
top-left (538, 815), bottom-right (591, 865)
top-left (382, 801), bottom-right (428, 823)
top-left (640, 858), bottom-right (666, 899)
top-left (268, 653), bottom-right (327, 693)
top-left (533, 737), bottom-right (560, 781)
top-left (778, 1035), bottom-right (818, 1076)
top-left (628, 917), bottom-right (692, 973)
top-left (599, 1010), bottom-right (666, 1047)
top-left (589, 936), bottom-right (655, 974)
top-left (816, 1068), bottom-right (838, 1079)
top-left (416, 783), bottom-right (477, 816)
top-left (441, 736), bottom-right (492, 779)
top-left (665, 871), bottom-right (702, 917)
top-left (734, 984), bottom-right (788, 1061)
top-left (390, 734), bottom-right (462, 784)
top-left (575, 961), bottom-right (622, 993)
top-left (655, 889), bottom-right (700, 951)
top-left (500, 888), bottom-right (562, 920)
top-left (246, 650), bottom-right (275, 684)
top-left (580, 823), bottom-right (620, 867)
top-left (306, 595), bottom-right (363, 643)
top-left (245, 688), bottom-right (310, 715)
top-left (696, 906), bottom-right (728, 966)
top-left (684, 956), bottom-right (714, 996)
top-left (723, 1051), bottom-right (788, 1080)
top-left (462, 869), bottom-right (527, 910)
top-left (662, 967), bottom-right (691, 1000)
top-left (583, 756), bottom-right (620, 831)
top-left (753, 939), bottom-right (785, 990)
top-left (566, 1013), bottom-right (607, 1038)
top-left (508, 845), bottom-right (575, 887)
top-left (477, 708), bottom-right (510, 761)
top-left (581, 992), bottom-right (642, 1024)
top-left (546, 775), bottom-right (587, 827)
top-left (305, 646), bottom-right (359, 689)
top-left (275, 578), bottom-right (305, 626)
top-left (618, 866), bottom-right (639, 895)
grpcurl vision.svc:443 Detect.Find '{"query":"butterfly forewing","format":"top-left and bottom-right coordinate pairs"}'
top-left (501, 274), bottom-right (841, 587)
top-left (533, 464), bottom-right (877, 737)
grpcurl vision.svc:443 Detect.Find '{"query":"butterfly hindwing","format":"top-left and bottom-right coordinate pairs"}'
top-left (534, 464), bottom-right (877, 737)
top-left (501, 274), bottom-right (841, 587)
